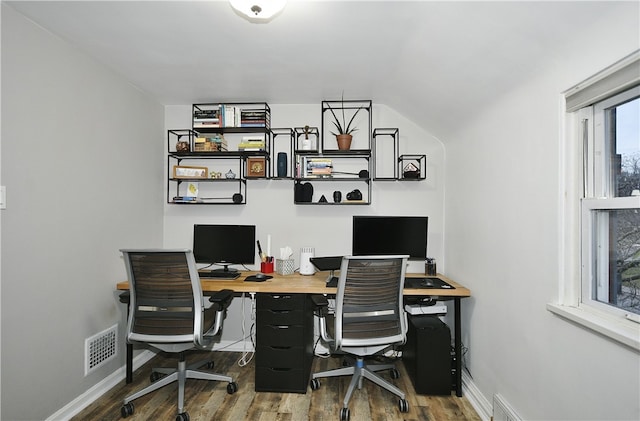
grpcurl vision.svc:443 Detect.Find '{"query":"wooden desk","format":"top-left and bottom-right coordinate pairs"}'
top-left (117, 272), bottom-right (471, 396)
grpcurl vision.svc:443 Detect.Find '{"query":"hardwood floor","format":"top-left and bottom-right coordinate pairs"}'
top-left (72, 351), bottom-right (481, 421)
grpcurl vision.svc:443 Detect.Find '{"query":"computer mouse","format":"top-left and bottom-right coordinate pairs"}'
top-left (255, 273), bottom-right (267, 280)
top-left (423, 278), bottom-right (435, 287)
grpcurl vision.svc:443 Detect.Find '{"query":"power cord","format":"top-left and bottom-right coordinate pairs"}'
top-left (237, 292), bottom-right (256, 367)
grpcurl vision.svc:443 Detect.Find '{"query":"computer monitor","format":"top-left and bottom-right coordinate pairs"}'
top-left (352, 216), bottom-right (428, 259)
top-left (193, 224), bottom-right (256, 273)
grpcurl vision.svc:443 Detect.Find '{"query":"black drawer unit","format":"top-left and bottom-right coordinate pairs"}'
top-left (255, 293), bottom-right (314, 393)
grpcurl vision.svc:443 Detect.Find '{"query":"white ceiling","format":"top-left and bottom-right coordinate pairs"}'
top-left (5, 1), bottom-right (637, 139)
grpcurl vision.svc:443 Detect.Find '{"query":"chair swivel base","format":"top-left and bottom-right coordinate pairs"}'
top-left (309, 357), bottom-right (409, 421)
top-left (120, 357), bottom-right (238, 420)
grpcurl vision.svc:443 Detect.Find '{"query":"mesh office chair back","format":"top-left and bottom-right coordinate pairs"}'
top-left (335, 255), bottom-right (409, 354)
top-left (126, 250), bottom-right (201, 341)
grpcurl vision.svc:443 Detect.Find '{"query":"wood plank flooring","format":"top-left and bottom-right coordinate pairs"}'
top-left (72, 351), bottom-right (481, 421)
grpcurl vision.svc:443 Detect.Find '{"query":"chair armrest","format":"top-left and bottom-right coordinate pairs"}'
top-left (311, 294), bottom-right (329, 317)
top-left (119, 291), bottom-right (130, 304)
top-left (209, 289), bottom-right (234, 311)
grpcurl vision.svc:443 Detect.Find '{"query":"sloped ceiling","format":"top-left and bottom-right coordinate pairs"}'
top-left (5, 1), bottom-right (638, 140)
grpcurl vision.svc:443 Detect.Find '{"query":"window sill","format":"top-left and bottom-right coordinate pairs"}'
top-left (547, 303), bottom-right (640, 352)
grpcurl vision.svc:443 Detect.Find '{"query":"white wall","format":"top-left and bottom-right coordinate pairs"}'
top-left (444, 9), bottom-right (640, 421)
top-left (0, 6), bottom-right (165, 420)
top-left (163, 103), bottom-right (446, 343)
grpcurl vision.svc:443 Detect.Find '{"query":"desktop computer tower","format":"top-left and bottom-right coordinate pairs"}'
top-left (403, 315), bottom-right (452, 395)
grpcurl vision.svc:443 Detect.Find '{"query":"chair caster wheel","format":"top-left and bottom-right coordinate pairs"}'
top-left (150, 371), bottom-right (163, 382)
top-left (399, 398), bottom-right (409, 412)
top-left (340, 407), bottom-right (350, 421)
top-left (176, 412), bottom-right (190, 421)
top-left (390, 368), bottom-right (400, 379)
top-left (120, 402), bottom-right (134, 418)
top-left (227, 382), bottom-right (238, 394)
top-left (310, 378), bottom-right (320, 390)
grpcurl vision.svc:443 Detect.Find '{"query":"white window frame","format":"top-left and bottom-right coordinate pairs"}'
top-left (549, 52), bottom-right (640, 351)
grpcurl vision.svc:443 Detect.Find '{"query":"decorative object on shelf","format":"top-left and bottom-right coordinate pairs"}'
top-left (346, 189), bottom-right (362, 201)
top-left (173, 166), bottom-right (208, 179)
top-left (295, 181), bottom-right (314, 202)
top-left (225, 169), bottom-right (236, 179)
top-left (326, 94), bottom-right (364, 150)
top-left (277, 152), bottom-right (287, 177)
top-left (319, 195), bottom-right (328, 203)
top-left (229, 0), bottom-right (287, 22)
top-left (209, 171), bottom-right (223, 179)
top-left (403, 162), bottom-right (420, 179)
top-left (247, 157), bottom-right (266, 178)
top-left (176, 140), bottom-right (190, 152)
top-left (186, 182), bottom-right (199, 198)
top-left (333, 191), bottom-right (342, 203)
top-left (301, 125), bottom-right (312, 150)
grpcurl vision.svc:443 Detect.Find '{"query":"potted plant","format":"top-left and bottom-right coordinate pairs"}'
top-left (326, 96), bottom-right (363, 150)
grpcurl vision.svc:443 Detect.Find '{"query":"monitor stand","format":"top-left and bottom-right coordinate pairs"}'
top-left (212, 264), bottom-right (238, 275)
top-left (325, 269), bottom-right (338, 287)
top-left (200, 264), bottom-right (240, 279)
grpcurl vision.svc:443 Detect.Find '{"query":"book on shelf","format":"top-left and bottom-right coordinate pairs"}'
top-left (194, 135), bottom-right (228, 152)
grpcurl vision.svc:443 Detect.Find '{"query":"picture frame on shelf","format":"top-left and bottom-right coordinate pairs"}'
top-left (173, 165), bottom-right (208, 179)
top-left (247, 157), bottom-right (266, 178)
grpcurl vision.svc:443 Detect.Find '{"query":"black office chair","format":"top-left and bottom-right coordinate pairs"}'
top-left (119, 249), bottom-right (237, 421)
top-left (310, 255), bottom-right (410, 421)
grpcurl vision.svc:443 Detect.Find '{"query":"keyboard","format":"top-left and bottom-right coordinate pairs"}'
top-left (199, 271), bottom-right (240, 280)
top-left (404, 277), bottom-right (454, 289)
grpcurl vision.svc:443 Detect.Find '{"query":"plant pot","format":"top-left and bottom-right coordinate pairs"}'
top-left (336, 134), bottom-right (352, 150)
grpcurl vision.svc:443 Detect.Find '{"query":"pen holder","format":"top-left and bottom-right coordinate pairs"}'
top-left (276, 258), bottom-right (295, 275)
top-left (260, 261), bottom-right (274, 274)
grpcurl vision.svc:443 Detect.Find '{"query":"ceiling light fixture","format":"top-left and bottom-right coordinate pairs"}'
top-left (229, 0), bottom-right (287, 22)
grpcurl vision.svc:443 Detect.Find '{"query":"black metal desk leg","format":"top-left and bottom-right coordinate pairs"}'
top-left (454, 297), bottom-right (462, 397)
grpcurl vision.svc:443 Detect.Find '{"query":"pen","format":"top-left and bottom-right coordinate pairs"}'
top-left (257, 240), bottom-right (266, 262)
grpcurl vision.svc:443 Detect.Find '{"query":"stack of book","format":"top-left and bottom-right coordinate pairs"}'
top-left (305, 158), bottom-right (333, 177)
top-left (193, 108), bottom-right (220, 128)
top-left (238, 136), bottom-right (265, 152)
top-left (194, 105), bottom-right (268, 128)
top-left (194, 134), bottom-right (228, 152)
top-left (240, 109), bottom-right (267, 127)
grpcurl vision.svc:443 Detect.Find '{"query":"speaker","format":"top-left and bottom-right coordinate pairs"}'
top-left (403, 315), bottom-right (452, 395)
top-left (277, 152), bottom-right (287, 177)
top-left (299, 247), bottom-right (315, 275)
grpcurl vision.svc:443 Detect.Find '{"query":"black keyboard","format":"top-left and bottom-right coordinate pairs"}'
top-left (199, 271), bottom-right (240, 280)
top-left (404, 277), bottom-right (454, 289)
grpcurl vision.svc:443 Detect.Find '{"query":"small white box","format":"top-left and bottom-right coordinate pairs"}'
top-left (404, 303), bottom-right (447, 315)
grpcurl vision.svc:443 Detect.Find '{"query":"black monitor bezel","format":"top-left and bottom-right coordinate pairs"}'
top-left (192, 224), bottom-right (256, 271)
top-left (351, 215), bottom-right (428, 260)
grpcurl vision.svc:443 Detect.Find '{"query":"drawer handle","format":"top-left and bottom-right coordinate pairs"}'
top-left (270, 310), bottom-right (291, 314)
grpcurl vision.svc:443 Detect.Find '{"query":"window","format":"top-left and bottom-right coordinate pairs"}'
top-left (583, 88), bottom-right (640, 317)
top-left (549, 51), bottom-right (640, 350)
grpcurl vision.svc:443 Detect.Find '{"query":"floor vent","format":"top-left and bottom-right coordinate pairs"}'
top-left (493, 393), bottom-right (522, 421)
top-left (85, 325), bottom-right (118, 375)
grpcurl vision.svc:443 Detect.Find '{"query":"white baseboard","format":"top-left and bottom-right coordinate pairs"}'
top-left (46, 340), bottom-right (250, 421)
top-left (462, 370), bottom-right (492, 421)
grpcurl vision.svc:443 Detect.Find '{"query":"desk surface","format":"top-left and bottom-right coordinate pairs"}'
top-left (116, 271), bottom-right (471, 297)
